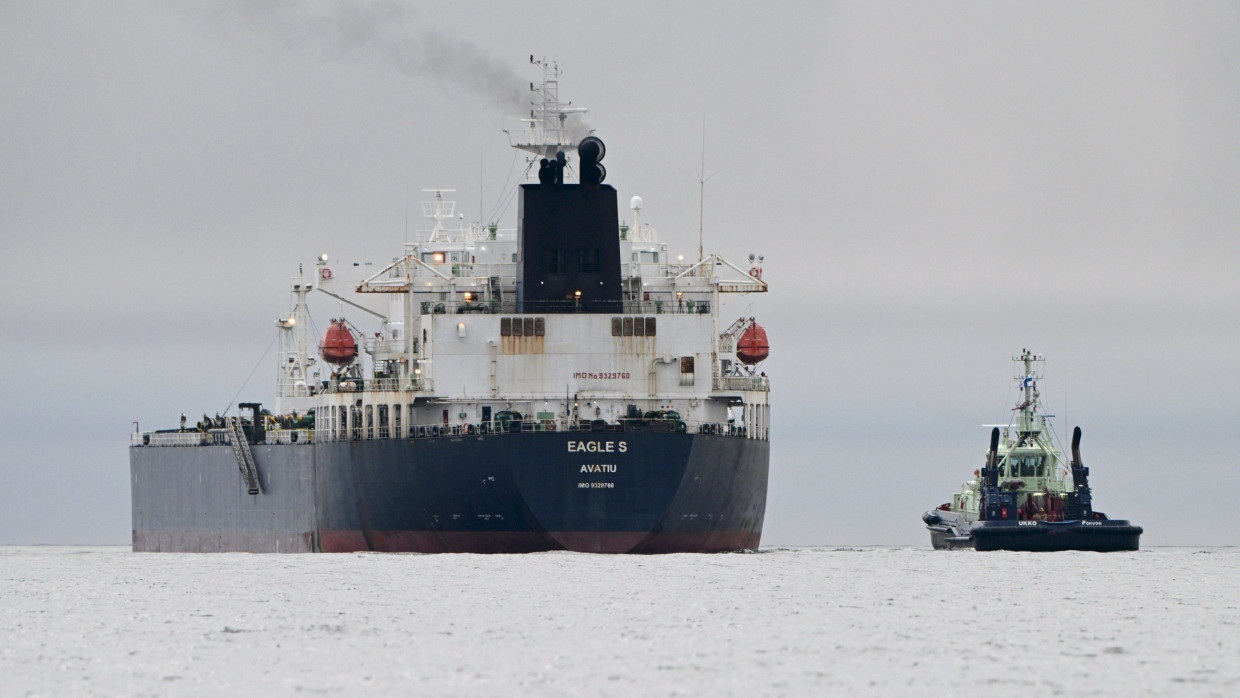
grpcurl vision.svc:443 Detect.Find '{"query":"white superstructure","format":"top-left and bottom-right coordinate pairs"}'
top-left (272, 61), bottom-right (770, 445)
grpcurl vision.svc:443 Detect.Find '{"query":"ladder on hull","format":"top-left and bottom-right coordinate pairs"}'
top-left (228, 419), bottom-right (262, 495)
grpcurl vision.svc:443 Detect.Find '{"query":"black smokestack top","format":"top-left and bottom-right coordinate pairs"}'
top-left (578, 136), bottom-right (606, 185)
top-left (195, 1), bottom-right (528, 112)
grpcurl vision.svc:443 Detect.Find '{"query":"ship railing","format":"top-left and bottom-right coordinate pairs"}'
top-left (320, 377), bottom-right (405, 394)
top-left (132, 431), bottom-right (203, 447)
top-left (398, 418), bottom-right (763, 440)
top-left (409, 260), bottom-right (517, 280)
top-left (264, 429), bottom-right (313, 445)
top-left (365, 338), bottom-right (407, 356)
top-left (132, 429), bottom-right (237, 447)
top-left (713, 376), bottom-right (769, 392)
top-left (410, 298), bottom-right (719, 316)
top-left (417, 299), bottom-right (516, 315)
top-left (402, 226), bottom-right (517, 247)
top-left (621, 299), bottom-right (713, 315)
top-left (509, 298), bottom-right (715, 315)
top-left (135, 417), bottom-right (765, 446)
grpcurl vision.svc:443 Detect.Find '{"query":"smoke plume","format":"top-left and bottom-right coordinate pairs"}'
top-left (197, 0), bottom-right (529, 113)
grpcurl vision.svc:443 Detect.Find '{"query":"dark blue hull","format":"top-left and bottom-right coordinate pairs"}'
top-left (925, 511), bottom-right (1142, 552)
top-left (131, 430), bottom-right (768, 553)
top-left (970, 520), bottom-right (1142, 552)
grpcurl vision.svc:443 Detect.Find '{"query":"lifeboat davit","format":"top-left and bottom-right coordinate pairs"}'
top-left (320, 319), bottom-right (358, 366)
top-left (736, 322), bottom-right (770, 365)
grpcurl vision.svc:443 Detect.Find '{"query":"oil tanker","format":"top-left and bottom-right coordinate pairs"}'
top-left (129, 59), bottom-right (772, 553)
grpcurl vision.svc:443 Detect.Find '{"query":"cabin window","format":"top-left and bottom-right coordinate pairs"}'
top-left (378, 404), bottom-right (389, 439)
top-left (365, 405), bottom-right (374, 440)
top-left (393, 405), bottom-right (401, 440)
top-left (611, 317), bottom-right (656, 337)
top-left (1005, 456), bottom-right (1046, 478)
top-left (501, 317), bottom-right (543, 337)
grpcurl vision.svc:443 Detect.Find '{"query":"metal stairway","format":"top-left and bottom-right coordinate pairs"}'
top-left (228, 419), bottom-right (262, 495)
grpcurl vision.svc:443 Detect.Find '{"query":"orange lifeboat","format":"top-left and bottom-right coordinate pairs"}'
top-left (736, 321), bottom-right (769, 365)
top-left (320, 319), bottom-right (358, 366)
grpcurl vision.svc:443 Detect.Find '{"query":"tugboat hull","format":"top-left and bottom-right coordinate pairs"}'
top-left (923, 511), bottom-right (1142, 552)
top-left (970, 520), bottom-right (1142, 552)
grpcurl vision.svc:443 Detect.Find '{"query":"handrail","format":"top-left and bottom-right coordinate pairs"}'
top-left (132, 418), bottom-right (765, 446)
top-left (713, 376), bottom-right (769, 392)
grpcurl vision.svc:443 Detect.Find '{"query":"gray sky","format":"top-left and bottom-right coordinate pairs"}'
top-left (2, 1), bottom-right (1237, 546)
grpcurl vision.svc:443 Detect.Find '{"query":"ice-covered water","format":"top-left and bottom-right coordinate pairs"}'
top-left (1, 546), bottom-right (1236, 697)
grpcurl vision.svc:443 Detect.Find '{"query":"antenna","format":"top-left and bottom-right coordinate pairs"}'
top-left (698, 123), bottom-right (705, 261)
top-left (683, 118), bottom-right (717, 261)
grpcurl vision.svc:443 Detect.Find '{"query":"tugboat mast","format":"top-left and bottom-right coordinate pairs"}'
top-left (1014, 348), bottom-right (1044, 435)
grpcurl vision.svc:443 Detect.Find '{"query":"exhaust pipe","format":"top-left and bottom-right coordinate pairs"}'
top-left (984, 427), bottom-right (1000, 488)
top-left (1069, 425), bottom-right (1094, 518)
top-left (1070, 426), bottom-right (1089, 488)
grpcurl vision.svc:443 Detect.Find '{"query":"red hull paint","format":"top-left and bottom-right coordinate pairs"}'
top-left (317, 529), bottom-right (760, 554)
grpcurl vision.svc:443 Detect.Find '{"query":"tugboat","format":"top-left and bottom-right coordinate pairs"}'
top-left (923, 350), bottom-right (1142, 551)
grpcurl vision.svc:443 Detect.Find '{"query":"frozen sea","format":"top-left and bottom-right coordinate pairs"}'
top-left (2, 546), bottom-right (1236, 697)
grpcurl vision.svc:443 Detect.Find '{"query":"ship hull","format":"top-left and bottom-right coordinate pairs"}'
top-left (970, 520), bottom-right (1142, 552)
top-left (131, 430), bottom-right (768, 554)
top-left (923, 511), bottom-right (1142, 552)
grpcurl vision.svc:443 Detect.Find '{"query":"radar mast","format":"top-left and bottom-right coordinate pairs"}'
top-left (507, 57), bottom-right (589, 159)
